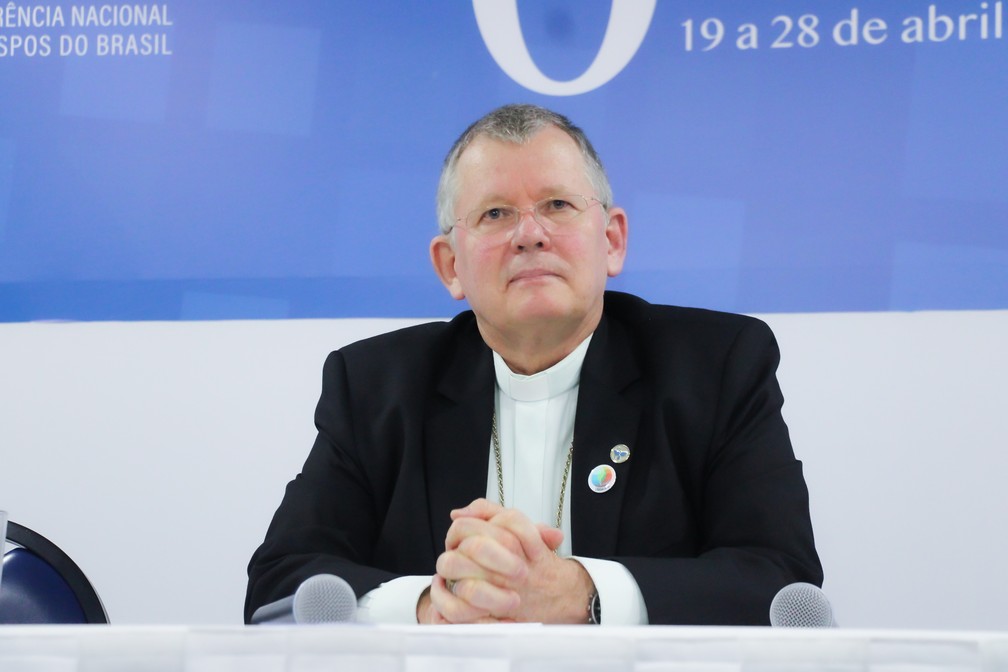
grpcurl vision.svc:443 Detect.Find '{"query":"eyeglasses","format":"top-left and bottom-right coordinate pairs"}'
top-left (453, 194), bottom-right (605, 238)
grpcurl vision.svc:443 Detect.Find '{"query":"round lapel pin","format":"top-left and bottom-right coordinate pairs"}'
top-left (588, 464), bottom-right (616, 493)
top-left (610, 444), bottom-right (630, 464)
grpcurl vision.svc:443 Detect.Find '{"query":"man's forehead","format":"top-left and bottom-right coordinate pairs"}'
top-left (455, 128), bottom-right (588, 189)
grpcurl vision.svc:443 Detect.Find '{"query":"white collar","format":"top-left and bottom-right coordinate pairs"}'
top-left (492, 335), bottom-right (593, 402)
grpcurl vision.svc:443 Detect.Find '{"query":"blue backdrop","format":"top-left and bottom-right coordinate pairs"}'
top-left (1, 0), bottom-right (1005, 321)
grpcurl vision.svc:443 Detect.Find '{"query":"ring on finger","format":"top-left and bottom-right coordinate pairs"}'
top-left (445, 579), bottom-right (458, 595)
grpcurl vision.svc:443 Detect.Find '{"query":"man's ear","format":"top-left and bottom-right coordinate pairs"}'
top-left (430, 234), bottom-right (466, 300)
top-left (604, 206), bottom-right (628, 278)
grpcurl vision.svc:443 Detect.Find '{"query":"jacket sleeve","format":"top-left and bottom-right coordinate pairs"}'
top-left (244, 350), bottom-right (403, 623)
top-left (616, 317), bottom-right (823, 625)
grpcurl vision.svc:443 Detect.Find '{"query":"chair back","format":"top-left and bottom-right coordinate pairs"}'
top-left (0, 521), bottom-right (108, 624)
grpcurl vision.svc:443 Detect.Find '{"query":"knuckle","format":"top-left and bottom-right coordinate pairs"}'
top-left (435, 552), bottom-right (454, 576)
top-left (453, 579), bottom-right (473, 602)
top-left (497, 509), bottom-right (527, 530)
top-left (459, 534), bottom-right (489, 557)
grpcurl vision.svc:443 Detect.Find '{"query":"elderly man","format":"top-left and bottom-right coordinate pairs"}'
top-left (245, 104), bottom-right (822, 625)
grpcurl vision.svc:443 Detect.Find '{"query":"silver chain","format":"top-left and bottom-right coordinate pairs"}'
top-left (491, 410), bottom-right (574, 530)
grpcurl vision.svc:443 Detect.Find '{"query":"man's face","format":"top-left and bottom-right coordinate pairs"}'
top-left (431, 126), bottom-right (627, 343)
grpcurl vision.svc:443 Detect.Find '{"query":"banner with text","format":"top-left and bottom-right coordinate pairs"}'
top-left (0, 0), bottom-right (1005, 320)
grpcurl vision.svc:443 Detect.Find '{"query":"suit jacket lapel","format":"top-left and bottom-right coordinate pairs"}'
top-left (424, 325), bottom-right (495, 556)
top-left (571, 313), bottom-right (643, 558)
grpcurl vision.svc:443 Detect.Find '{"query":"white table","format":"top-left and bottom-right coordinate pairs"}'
top-left (1, 625), bottom-right (1007, 671)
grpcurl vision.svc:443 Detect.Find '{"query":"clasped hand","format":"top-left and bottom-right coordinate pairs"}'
top-left (417, 498), bottom-right (593, 624)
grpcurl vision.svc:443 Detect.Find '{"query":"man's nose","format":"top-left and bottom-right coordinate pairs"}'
top-left (511, 209), bottom-right (548, 250)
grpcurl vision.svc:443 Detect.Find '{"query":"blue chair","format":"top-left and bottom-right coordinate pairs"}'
top-left (0, 521), bottom-right (108, 624)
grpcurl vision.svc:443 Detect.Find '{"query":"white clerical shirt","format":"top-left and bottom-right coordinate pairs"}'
top-left (356, 336), bottom-right (648, 625)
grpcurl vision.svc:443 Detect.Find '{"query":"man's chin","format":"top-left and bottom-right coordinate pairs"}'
top-left (508, 295), bottom-right (578, 325)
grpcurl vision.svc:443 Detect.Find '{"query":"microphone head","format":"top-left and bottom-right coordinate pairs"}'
top-left (292, 574), bottom-right (358, 624)
top-left (769, 582), bottom-right (835, 628)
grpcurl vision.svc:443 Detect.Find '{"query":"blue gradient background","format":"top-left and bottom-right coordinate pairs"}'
top-left (0, 0), bottom-right (1005, 321)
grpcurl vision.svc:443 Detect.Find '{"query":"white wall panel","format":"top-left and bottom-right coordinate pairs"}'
top-left (2, 312), bottom-right (1005, 627)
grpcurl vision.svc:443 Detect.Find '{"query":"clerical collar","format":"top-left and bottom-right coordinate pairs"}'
top-left (492, 335), bottom-right (593, 402)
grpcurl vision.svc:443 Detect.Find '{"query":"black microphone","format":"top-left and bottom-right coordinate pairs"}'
top-left (251, 574), bottom-right (357, 624)
top-left (769, 582), bottom-right (836, 627)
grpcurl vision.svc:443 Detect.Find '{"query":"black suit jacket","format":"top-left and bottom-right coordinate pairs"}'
top-left (245, 291), bottom-right (822, 624)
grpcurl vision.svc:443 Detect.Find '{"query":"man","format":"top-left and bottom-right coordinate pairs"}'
top-left (245, 104), bottom-right (822, 625)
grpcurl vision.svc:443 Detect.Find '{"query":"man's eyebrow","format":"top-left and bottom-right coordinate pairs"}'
top-left (471, 186), bottom-right (576, 206)
top-left (470, 194), bottom-right (509, 206)
top-left (534, 186), bottom-right (575, 198)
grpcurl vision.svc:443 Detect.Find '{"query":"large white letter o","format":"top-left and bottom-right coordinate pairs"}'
top-left (473, 0), bottom-right (656, 96)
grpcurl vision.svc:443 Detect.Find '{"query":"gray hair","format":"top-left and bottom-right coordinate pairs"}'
top-left (435, 104), bottom-right (613, 235)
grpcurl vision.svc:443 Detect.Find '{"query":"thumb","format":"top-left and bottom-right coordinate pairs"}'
top-left (537, 524), bottom-right (564, 551)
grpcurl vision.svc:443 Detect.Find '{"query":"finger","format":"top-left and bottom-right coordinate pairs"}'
top-left (429, 610), bottom-right (451, 625)
top-left (489, 508), bottom-right (553, 562)
top-left (429, 574), bottom-right (488, 624)
top-left (445, 516), bottom-right (523, 557)
top-left (536, 523), bottom-right (565, 552)
top-left (450, 497), bottom-right (505, 521)
top-left (430, 574), bottom-right (520, 624)
top-left (455, 534), bottom-right (528, 578)
top-left (436, 548), bottom-right (521, 585)
top-left (417, 594), bottom-right (446, 626)
top-left (448, 578), bottom-right (521, 617)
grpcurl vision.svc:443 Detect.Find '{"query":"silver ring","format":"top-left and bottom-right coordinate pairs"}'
top-left (445, 579), bottom-right (458, 595)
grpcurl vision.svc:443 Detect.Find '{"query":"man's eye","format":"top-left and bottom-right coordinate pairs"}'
top-left (484, 208), bottom-right (504, 220)
top-left (548, 199), bottom-right (572, 211)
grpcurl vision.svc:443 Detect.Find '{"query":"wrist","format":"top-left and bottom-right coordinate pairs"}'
top-left (561, 558), bottom-right (597, 624)
top-left (416, 586), bottom-right (433, 624)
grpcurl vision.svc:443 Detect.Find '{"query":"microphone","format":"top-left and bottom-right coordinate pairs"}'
top-left (769, 582), bottom-right (836, 628)
top-left (251, 574), bottom-right (357, 624)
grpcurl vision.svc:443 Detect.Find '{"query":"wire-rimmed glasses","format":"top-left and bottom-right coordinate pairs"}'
top-left (453, 194), bottom-right (604, 238)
